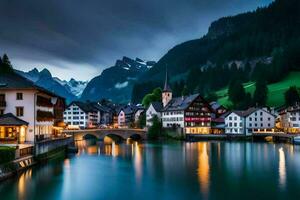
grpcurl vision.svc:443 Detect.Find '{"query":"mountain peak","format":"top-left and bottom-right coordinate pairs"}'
top-left (40, 68), bottom-right (52, 78)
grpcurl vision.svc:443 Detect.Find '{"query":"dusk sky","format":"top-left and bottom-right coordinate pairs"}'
top-left (0, 0), bottom-right (273, 81)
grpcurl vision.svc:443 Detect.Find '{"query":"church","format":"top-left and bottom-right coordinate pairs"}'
top-left (151, 70), bottom-right (215, 134)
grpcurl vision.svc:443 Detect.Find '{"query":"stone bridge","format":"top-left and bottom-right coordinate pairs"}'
top-left (63, 128), bottom-right (147, 141)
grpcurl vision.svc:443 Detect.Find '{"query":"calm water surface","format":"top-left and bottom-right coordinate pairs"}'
top-left (1, 139), bottom-right (300, 200)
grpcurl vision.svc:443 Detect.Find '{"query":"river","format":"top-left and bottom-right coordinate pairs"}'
top-left (1, 139), bottom-right (300, 200)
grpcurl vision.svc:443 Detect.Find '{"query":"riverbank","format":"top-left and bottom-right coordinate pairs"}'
top-left (0, 145), bottom-right (70, 182)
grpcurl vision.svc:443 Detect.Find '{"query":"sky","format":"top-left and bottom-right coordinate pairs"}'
top-left (0, 0), bottom-right (273, 81)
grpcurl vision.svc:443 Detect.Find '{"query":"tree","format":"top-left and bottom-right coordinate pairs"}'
top-left (205, 92), bottom-right (218, 102)
top-left (228, 80), bottom-right (245, 106)
top-left (0, 54), bottom-right (14, 73)
top-left (142, 87), bottom-right (162, 107)
top-left (253, 79), bottom-right (268, 106)
top-left (147, 115), bottom-right (161, 140)
top-left (284, 86), bottom-right (300, 106)
top-left (181, 85), bottom-right (189, 96)
top-left (137, 112), bottom-right (146, 129)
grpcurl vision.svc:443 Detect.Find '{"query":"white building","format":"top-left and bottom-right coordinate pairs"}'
top-left (225, 108), bottom-right (276, 135)
top-left (279, 105), bottom-right (300, 134)
top-left (63, 101), bottom-right (99, 129)
top-left (0, 72), bottom-right (65, 143)
top-left (146, 102), bottom-right (163, 127)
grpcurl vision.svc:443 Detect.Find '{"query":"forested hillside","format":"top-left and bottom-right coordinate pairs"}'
top-left (132, 0), bottom-right (300, 105)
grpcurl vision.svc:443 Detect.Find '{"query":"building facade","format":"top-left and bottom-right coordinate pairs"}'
top-left (63, 101), bottom-right (99, 129)
top-left (279, 105), bottom-right (300, 134)
top-left (0, 72), bottom-right (65, 143)
top-left (146, 102), bottom-right (163, 127)
top-left (225, 108), bottom-right (276, 135)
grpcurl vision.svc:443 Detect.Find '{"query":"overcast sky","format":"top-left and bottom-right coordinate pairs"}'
top-left (0, 0), bottom-right (273, 81)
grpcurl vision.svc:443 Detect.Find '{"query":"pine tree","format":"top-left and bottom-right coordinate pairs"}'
top-left (285, 86), bottom-right (300, 106)
top-left (253, 79), bottom-right (268, 106)
top-left (0, 54), bottom-right (14, 73)
top-left (228, 80), bottom-right (246, 107)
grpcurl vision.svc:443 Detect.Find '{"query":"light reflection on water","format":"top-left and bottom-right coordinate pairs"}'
top-left (1, 140), bottom-right (300, 200)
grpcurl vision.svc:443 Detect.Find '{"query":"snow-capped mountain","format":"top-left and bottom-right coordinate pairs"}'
top-left (16, 68), bottom-right (88, 103)
top-left (54, 78), bottom-right (88, 97)
top-left (81, 57), bottom-right (156, 103)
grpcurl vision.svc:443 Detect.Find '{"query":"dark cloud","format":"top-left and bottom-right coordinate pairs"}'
top-left (0, 0), bottom-right (273, 80)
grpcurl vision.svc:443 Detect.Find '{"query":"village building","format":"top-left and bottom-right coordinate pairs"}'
top-left (278, 105), bottom-right (300, 134)
top-left (160, 71), bottom-right (213, 134)
top-left (117, 104), bottom-right (144, 128)
top-left (63, 101), bottom-right (99, 129)
top-left (0, 72), bottom-right (66, 144)
top-left (146, 102), bottom-right (163, 127)
top-left (225, 107), bottom-right (276, 135)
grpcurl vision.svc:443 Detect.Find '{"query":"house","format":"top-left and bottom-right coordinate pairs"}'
top-left (160, 71), bottom-right (213, 134)
top-left (146, 102), bottom-right (163, 127)
top-left (225, 107), bottom-right (276, 135)
top-left (0, 113), bottom-right (29, 143)
top-left (117, 104), bottom-right (144, 128)
top-left (0, 71), bottom-right (66, 143)
top-left (210, 101), bottom-right (227, 118)
top-left (278, 105), bottom-right (300, 134)
top-left (63, 101), bottom-right (99, 129)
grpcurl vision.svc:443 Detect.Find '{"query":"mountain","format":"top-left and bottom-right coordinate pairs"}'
top-left (16, 68), bottom-right (88, 103)
top-left (80, 57), bottom-right (156, 103)
top-left (132, 0), bottom-right (300, 104)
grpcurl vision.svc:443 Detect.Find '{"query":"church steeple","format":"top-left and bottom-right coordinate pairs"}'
top-left (163, 67), bottom-right (172, 92)
top-left (162, 67), bottom-right (172, 107)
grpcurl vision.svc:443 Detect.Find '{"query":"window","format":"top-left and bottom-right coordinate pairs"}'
top-left (260, 112), bottom-right (263, 116)
top-left (16, 107), bottom-right (24, 117)
top-left (0, 109), bottom-right (4, 115)
top-left (234, 123), bottom-right (237, 127)
top-left (229, 117), bottom-right (232, 120)
top-left (234, 117), bottom-right (237, 120)
top-left (249, 123), bottom-right (252, 127)
top-left (268, 123), bottom-right (271, 127)
top-left (16, 93), bottom-right (23, 100)
top-left (268, 117), bottom-right (271, 121)
top-left (260, 118), bottom-right (263, 121)
top-left (249, 117), bottom-right (252, 121)
top-left (261, 123), bottom-right (263, 127)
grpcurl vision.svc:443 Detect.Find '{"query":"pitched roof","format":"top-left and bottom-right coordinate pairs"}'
top-left (162, 94), bottom-right (200, 111)
top-left (0, 71), bottom-right (64, 99)
top-left (70, 101), bottom-right (98, 113)
top-left (232, 107), bottom-right (275, 118)
top-left (151, 102), bottom-right (163, 112)
top-left (0, 113), bottom-right (29, 126)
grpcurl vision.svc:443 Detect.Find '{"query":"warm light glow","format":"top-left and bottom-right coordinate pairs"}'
top-left (134, 141), bottom-right (142, 183)
top-left (279, 147), bottom-right (286, 190)
top-left (197, 143), bottom-right (210, 197)
top-left (18, 169), bottom-right (32, 199)
top-left (186, 127), bottom-right (211, 134)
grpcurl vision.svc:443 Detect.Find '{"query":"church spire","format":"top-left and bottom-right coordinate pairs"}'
top-left (163, 66), bottom-right (172, 92)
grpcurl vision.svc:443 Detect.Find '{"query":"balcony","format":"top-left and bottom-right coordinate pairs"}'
top-left (36, 110), bottom-right (54, 122)
top-left (0, 100), bottom-right (6, 107)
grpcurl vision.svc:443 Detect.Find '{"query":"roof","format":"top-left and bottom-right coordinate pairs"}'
top-left (69, 101), bottom-right (98, 113)
top-left (209, 101), bottom-right (226, 111)
top-left (150, 102), bottom-right (163, 112)
top-left (118, 104), bottom-right (145, 115)
top-left (231, 107), bottom-right (275, 118)
top-left (162, 94), bottom-right (200, 111)
top-left (0, 113), bottom-right (29, 126)
top-left (0, 71), bottom-right (64, 99)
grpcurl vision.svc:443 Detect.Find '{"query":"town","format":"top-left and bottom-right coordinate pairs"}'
top-left (1, 53), bottom-right (300, 181)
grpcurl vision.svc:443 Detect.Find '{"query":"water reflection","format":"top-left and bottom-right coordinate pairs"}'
top-left (17, 169), bottom-right (32, 199)
top-left (197, 143), bottom-right (210, 198)
top-left (2, 141), bottom-right (300, 200)
top-left (279, 147), bottom-right (286, 190)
